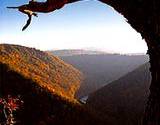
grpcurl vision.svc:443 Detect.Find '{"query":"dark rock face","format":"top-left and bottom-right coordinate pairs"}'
top-left (44, 0), bottom-right (160, 123)
top-left (97, 1), bottom-right (160, 124)
top-left (4, 0), bottom-right (160, 124)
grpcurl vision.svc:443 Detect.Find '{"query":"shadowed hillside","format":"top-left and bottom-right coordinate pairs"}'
top-left (87, 63), bottom-right (151, 125)
top-left (50, 50), bottom-right (149, 98)
top-left (0, 44), bottom-right (105, 125)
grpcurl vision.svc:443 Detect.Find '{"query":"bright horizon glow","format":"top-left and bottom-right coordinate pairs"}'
top-left (0, 0), bottom-right (148, 54)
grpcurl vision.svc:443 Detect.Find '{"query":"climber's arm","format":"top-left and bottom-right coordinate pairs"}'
top-left (7, 0), bottom-right (83, 31)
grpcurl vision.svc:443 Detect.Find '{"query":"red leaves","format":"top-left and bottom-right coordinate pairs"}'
top-left (7, 98), bottom-right (18, 111)
top-left (0, 95), bottom-right (23, 111)
top-left (0, 95), bottom-right (23, 125)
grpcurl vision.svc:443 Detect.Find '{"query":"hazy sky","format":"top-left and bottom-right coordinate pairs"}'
top-left (0, 0), bottom-right (148, 54)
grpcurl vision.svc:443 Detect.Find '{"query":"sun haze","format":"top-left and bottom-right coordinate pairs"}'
top-left (0, 0), bottom-right (147, 54)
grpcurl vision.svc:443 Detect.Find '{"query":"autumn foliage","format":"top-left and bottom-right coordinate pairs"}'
top-left (0, 44), bottom-right (105, 125)
top-left (0, 44), bottom-right (82, 99)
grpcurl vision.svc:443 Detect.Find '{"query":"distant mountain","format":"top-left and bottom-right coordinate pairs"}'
top-left (50, 49), bottom-right (107, 56)
top-left (50, 50), bottom-right (149, 98)
top-left (0, 44), bottom-right (106, 125)
top-left (87, 63), bottom-right (151, 125)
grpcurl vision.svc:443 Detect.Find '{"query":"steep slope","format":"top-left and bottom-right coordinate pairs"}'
top-left (50, 50), bottom-right (149, 98)
top-left (0, 44), bottom-right (82, 99)
top-left (87, 63), bottom-right (151, 125)
top-left (0, 44), bottom-right (106, 125)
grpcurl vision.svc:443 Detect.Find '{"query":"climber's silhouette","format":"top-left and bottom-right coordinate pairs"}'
top-left (7, 0), bottom-right (80, 31)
